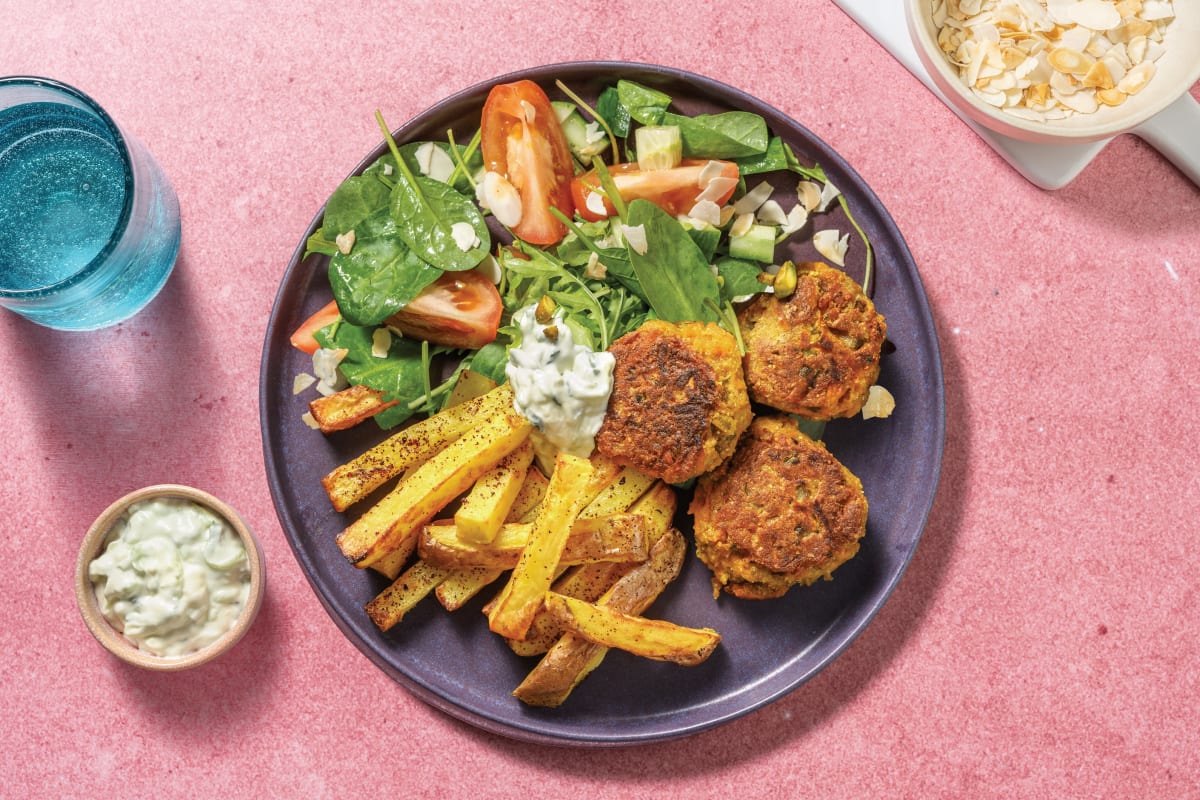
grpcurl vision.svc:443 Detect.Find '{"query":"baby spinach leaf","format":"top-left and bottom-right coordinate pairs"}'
top-left (460, 341), bottom-right (511, 388)
top-left (389, 174), bottom-right (490, 272)
top-left (327, 208), bottom-right (440, 326)
top-left (617, 80), bottom-right (671, 126)
top-left (663, 110), bottom-right (769, 159)
top-left (323, 175), bottom-right (391, 236)
top-left (715, 256), bottom-right (768, 302)
top-left (624, 199), bottom-right (721, 324)
top-left (686, 225), bottom-right (721, 262)
top-left (595, 86), bottom-right (632, 138)
top-left (734, 136), bottom-right (789, 176)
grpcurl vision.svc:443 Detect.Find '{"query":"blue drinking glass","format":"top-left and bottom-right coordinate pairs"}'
top-left (0, 77), bottom-right (180, 330)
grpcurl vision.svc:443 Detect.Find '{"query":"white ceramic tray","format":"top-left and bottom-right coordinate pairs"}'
top-left (834, 0), bottom-right (1200, 190)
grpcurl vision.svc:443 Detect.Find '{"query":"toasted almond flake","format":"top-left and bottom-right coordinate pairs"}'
top-left (301, 411), bottom-right (321, 430)
top-left (733, 181), bottom-right (775, 215)
top-left (293, 373), bottom-right (317, 395)
top-left (1117, 59), bottom-right (1155, 93)
top-left (687, 200), bottom-right (722, 227)
top-left (756, 199), bottom-right (788, 226)
top-left (1049, 46), bottom-right (1094, 74)
top-left (450, 221), bottom-right (479, 252)
top-left (585, 191), bottom-right (607, 217)
top-left (479, 171), bottom-right (523, 227)
top-left (584, 251), bottom-right (607, 280)
top-left (621, 224), bottom-right (648, 255)
top-left (1115, 0), bottom-right (1143, 17)
top-left (335, 230), bottom-right (356, 255)
top-left (1140, 0), bottom-right (1173, 20)
top-left (696, 176), bottom-right (739, 204)
top-left (584, 121), bottom-right (606, 144)
top-left (862, 385), bottom-right (896, 420)
top-left (1055, 86), bottom-right (1099, 112)
top-left (813, 229), bottom-right (849, 266)
top-left (719, 205), bottom-right (737, 226)
top-left (730, 212), bottom-right (755, 238)
top-left (1068, 0), bottom-right (1121, 30)
top-left (1096, 87), bottom-right (1128, 105)
top-left (780, 204), bottom-right (809, 236)
top-left (475, 254), bottom-right (502, 285)
top-left (697, 160), bottom-right (727, 186)
top-left (1082, 59), bottom-right (1115, 88)
top-left (797, 180), bottom-right (822, 212)
top-left (1127, 34), bottom-right (1149, 62)
top-left (371, 328), bottom-right (392, 358)
top-left (817, 180), bottom-right (842, 213)
top-left (415, 142), bottom-right (455, 183)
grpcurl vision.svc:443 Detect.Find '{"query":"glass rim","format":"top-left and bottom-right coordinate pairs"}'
top-left (0, 75), bottom-right (136, 298)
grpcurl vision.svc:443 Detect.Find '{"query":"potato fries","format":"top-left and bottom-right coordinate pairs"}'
top-left (313, 368), bottom-right (720, 708)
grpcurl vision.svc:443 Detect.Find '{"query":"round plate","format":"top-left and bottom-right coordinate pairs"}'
top-left (260, 61), bottom-right (944, 746)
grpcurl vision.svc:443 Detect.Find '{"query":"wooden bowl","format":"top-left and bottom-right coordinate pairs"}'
top-left (74, 484), bottom-right (265, 671)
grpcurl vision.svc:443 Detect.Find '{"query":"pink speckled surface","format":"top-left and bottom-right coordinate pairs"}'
top-left (3, 1), bottom-right (1198, 797)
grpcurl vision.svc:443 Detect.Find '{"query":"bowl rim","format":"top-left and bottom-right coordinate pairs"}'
top-left (904, 0), bottom-right (1200, 143)
top-left (74, 483), bottom-right (265, 671)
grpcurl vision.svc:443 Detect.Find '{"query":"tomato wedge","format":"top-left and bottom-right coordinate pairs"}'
top-left (570, 159), bottom-right (740, 222)
top-left (480, 80), bottom-right (575, 246)
top-left (386, 269), bottom-right (502, 350)
top-left (290, 299), bottom-right (341, 354)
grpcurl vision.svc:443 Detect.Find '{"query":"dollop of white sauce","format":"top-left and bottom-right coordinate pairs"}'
top-left (505, 304), bottom-right (614, 458)
top-left (88, 497), bottom-right (251, 657)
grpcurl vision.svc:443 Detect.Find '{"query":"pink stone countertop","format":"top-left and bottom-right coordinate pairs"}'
top-left (3, 2), bottom-right (1198, 797)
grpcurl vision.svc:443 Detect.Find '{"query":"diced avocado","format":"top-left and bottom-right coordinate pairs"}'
top-left (635, 125), bottom-right (682, 172)
top-left (558, 108), bottom-right (610, 162)
top-left (728, 223), bottom-right (776, 263)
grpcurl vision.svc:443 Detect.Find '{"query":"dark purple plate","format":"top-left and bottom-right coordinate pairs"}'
top-left (260, 62), bottom-right (944, 746)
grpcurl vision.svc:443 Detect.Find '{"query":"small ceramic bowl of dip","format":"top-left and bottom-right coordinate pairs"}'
top-left (74, 484), bottom-right (265, 671)
top-left (904, 0), bottom-right (1200, 180)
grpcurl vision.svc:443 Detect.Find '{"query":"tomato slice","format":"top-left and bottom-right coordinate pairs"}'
top-left (570, 159), bottom-right (740, 221)
top-left (290, 299), bottom-right (341, 354)
top-left (386, 270), bottom-right (502, 350)
top-left (480, 80), bottom-right (575, 246)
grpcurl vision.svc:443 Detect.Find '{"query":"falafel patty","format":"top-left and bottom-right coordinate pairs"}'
top-left (689, 414), bottom-right (867, 600)
top-left (739, 261), bottom-right (886, 420)
top-left (594, 319), bottom-right (752, 485)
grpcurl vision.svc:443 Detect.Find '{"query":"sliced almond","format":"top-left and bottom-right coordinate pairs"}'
top-left (1049, 47), bottom-right (1095, 75)
top-left (1096, 87), bottom-right (1128, 106)
top-left (1082, 60), bottom-right (1115, 89)
top-left (1068, 0), bottom-right (1122, 31)
top-left (1117, 60), bottom-right (1156, 94)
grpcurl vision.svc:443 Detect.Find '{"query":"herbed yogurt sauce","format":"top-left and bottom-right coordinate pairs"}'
top-left (505, 304), bottom-right (615, 459)
top-left (89, 497), bottom-right (251, 657)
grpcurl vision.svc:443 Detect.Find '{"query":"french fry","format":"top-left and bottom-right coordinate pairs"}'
top-left (336, 408), bottom-right (532, 569)
top-left (365, 559), bottom-right (452, 632)
top-left (486, 453), bottom-right (594, 640)
top-left (435, 567), bottom-right (503, 611)
top-left (508, 481), bottom-right (678, 657)
top-left (542, 592), bottom-right (720, 666)
top-left (322, 384), bottom-right (514, 512)
top-left (309, 384), bottom-right (399, 433)
top-left (512, 528), bottom-right (687, 708)
top-left (443, 369), bottom-right (498, 408)
top-left (454, 439), bottom-right (535, 544)
top-left (420, 513), bottom-right (648, 571)
top-left (577, 467), bottom-right (657, 520)
top-left (433, 465), bottom-right (549, 611)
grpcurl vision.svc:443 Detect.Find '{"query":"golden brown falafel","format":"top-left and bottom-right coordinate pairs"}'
top-left (595, 319), bottom-right (752, 485)
top-left (739, 261), bottom-right (886, 420)
top-left (689, 414), bottom-right (867, 600)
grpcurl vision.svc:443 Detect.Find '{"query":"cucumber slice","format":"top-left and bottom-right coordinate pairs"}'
top-left (635, 125), bottom-right (682, 171)
top-left (728, 223), bottom-right (776, 263)
top-left (558, 108), bottom-right (610, 162)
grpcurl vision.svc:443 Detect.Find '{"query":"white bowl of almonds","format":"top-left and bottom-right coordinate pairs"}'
top-left (905, 0), bottom-right (1200, 145)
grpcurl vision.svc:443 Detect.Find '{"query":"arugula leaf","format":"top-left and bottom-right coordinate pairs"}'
top-left (662, 111), bottom-right (769, 159)
top-left (327, 207), bottom-right (441, 326)
top-left (314, 322), bottom-right (430, 429)
top-left (616, 80), bottom-right (671, 126)
top-left (624, 199), bottom-right (721, 324)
